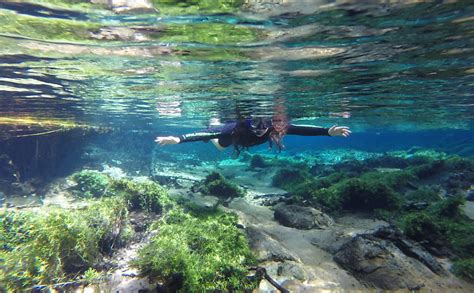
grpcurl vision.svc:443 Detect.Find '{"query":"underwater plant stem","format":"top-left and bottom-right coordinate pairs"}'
top-left (250, 267), bottom-right (289, 293)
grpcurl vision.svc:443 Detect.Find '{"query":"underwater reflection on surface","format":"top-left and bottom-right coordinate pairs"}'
top-left (0, 0), bottom-right (472, 135)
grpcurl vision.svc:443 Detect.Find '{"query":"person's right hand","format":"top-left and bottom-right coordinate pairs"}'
top-left (155, 136), bottom-right (180, 145)
top-left (328, 125), bottom-right (351, 137)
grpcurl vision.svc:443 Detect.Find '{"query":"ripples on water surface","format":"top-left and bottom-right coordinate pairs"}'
top-left (0, 0), bottom-right (473, 136)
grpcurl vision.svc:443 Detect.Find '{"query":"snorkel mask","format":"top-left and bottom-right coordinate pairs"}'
top-left (250, 118), bottom-right (271, 137)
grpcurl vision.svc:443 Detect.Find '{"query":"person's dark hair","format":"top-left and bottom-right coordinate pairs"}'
top-left (231, 119), bottom-right (252, 157)
top-left (230, 117), bottom-right (288, 157)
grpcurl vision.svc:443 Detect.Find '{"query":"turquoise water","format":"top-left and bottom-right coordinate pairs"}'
top-left (0, 1), bottom-right (473, 135)
top-left (1, 1), bottom-right (474, 291)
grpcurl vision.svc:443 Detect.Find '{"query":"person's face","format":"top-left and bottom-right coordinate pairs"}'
top-left (271, 115), bottom-right (287, 132)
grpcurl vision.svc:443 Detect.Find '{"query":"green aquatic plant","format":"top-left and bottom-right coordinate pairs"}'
top-left (133, 208), bottom-right (257, 292)
top-left (289, 173), bottom-right (346, 210)
top-left (400, 195), bottom-right (474, 259)
top-left (429, 194), bottom-right (465, 219)
top-left (272, 168), bottom-right (312, 191)
top-left (444, 156), bottom-right (474, 171)
top-left (452, 259), bottom-right (474, 281)
top-left (71, 170), bottom-right (111, 198)
top-left (82, 268), bottom-right (103, 285)
top-left (200, 172), bottom-right (245, 199)
top-left (408, 160), bottom-right (445, 179)
top-left (405, 186), bottom-right (441, 202)
top-left (400, 212), bottom-right (443, 244)
top-left (0, 197), bottom-right (131, 291)
top-left (360, 169), bottom-right (416, 190)
top-left (111, 178), bottom-right (174, 213)
top-left (294, 176), bottom-right (400, 213)
top-left (338, 178), bottom-right (401, 212)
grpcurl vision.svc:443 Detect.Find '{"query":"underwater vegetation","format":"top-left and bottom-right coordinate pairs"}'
top-left (110, 178), bottom-right (175, 213)
top-left (71, 170), bottom-right (110, 198)
top-left (198, 171), bottom-right (245, 200)
top-left (0, 173), bottom-right (258, 291)
top-left (71, 171), bottom-right (174, 213)
top-left (0, 197), bottom-right (131, 291)
top-left (270, 152), bottom-right (474, 280)
top-left (133, 208), bottom-right (257, 292)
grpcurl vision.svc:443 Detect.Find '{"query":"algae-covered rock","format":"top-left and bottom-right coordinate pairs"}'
top-left (273, 204), bottom-right (334, 230)
top-left (198, 171), bottom-right (245, 199)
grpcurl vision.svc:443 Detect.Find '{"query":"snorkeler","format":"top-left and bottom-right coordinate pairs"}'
top-left (155, 114), bottom-right (351, 156)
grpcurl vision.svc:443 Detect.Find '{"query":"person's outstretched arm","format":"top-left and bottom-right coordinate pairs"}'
top-left (155, 131), bottom-right (222, 145)
top-left (155, 122), bottom-right (238, 146)
top-left (287, 124), bottom-right (351, 137)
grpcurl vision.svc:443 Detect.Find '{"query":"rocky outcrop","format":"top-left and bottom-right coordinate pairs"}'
top-left (334, 226), bottom-right (446, 290)
top-left (274, 204), bottom-right (334, 229)
top-left (246, 226), bottom-right (300, 262)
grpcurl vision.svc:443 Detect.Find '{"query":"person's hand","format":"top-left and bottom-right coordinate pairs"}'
top-left (328, 125), bottom-right (351, 137)
top-left (155, 136), bottom-right (180, 145)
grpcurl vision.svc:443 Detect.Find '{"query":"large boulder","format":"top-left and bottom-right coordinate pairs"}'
top-left (334, 226), bottom-right (446, 290)
top-left (274, 204), bottom-right (334, 230)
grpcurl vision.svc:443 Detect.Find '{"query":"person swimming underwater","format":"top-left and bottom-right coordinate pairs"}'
top-left (155, 114), bottom-right (351, 156)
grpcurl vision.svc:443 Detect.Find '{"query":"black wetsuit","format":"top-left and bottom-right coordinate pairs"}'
top-left (177, 122), bottom-right (330, 148)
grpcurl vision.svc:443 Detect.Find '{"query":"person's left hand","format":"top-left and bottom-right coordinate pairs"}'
top-left (328, 125), bottom-right (351, 137)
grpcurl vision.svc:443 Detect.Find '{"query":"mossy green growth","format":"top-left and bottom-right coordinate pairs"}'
top-left (338, 178), bottom-right (401, 212)
top-left (201, 172), bottom-right (245, 199)
top-left (360, 169), bottom-right (416, 189)
top-left (285, 174), bottom-right (401, 213)
top-left (110, 178), bottom-right (174, 213)
top-left (400, 195), bottom-right (474, 259)
top-left (444, 156), bottom-right (474, 171)
top-left (133, 208), bottom-right (257, 292)
top-left (71, 170), bottom-right (111, 198)
top-left (289, 174), bottom-right (344, 211)
top-left (452, 258), bottom-right (474, 281)
top-left (405, 186), bottom-right (441, 202)
top-left (407, 160), bottom-right (445, 179)
top-left (272, 168), bottom-right (312, 191)
top-left (0, 197), bottom-right (131, 291)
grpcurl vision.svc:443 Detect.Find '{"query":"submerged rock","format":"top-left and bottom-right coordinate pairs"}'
top-left (334, 226), bottom-right (446, 290)
top-left (246, 226), bottom-right (300, 262)
top-left (274, 204), bottom-right (334, 230)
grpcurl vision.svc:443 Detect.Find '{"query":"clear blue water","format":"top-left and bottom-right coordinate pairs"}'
top-left (0, 1), bottom-right (474, 131)
top-left (0, 1), bottom-right (473, 158)
top-left (1, 2), bottom-right (474, 291)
